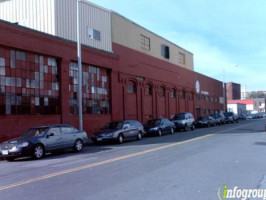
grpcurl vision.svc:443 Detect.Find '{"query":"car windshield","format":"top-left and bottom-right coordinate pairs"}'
top-left (171, 114), bottom-right (185, 120)
top-left (212, 114), bottom-right (219, 119)
top-left (102, 122), bottom-right (124, 130)
top-left (20, 127), bottom-right (49, 138)
top-left (145, 119), bottom-right (161, 126)
top-left (202, 117), bottom-right (209, 121)
top-left (224, 113), bottom-right (233, 117)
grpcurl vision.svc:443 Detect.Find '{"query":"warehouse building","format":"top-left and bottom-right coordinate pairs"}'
top-left (0, 0), bottom-right (224, 141)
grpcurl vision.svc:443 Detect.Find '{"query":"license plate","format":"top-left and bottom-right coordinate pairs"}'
top-left (97, 138), bottom-right (103, 142)
top-left (2, 150), bottom-right (8, 155)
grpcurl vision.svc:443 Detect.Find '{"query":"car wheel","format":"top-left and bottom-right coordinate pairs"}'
top-left (158, 129), bottom-right (162, 136)
top-left (184, 125), bottom-right (188, 132)
top-left (74, 139), bottom-right (83, 152)
top-left (170, 127), bottom-right (174, 134)
top-left (117, 134), bottom-right (124, 144)
top-left (137, 132), bottom-right (142, 140)
top-left (33, 144), bottom-right (44, 159)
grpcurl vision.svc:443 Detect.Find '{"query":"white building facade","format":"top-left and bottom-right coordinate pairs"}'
top-left (227, 103), bottom-right (247, 115)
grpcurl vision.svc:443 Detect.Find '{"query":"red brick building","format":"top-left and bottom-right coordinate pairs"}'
top-left (0, 19), bottom-right (224, 142)
top-left (226, 82), bottom-right (241, 100)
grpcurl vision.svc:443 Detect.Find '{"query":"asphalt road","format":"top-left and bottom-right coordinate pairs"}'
top-left (0, 119), bottom-right (266, 200)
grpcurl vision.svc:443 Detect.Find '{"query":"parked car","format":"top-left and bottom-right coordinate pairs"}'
top-left (171, 112), bottom-right (195, 131)
top-left (238, 113), bottom-right (247, 120)
top-left (211, 113), bottom-right (226, 125)
top-left (195, 116), bottom-right (216, 128)
top-left (224, 112), bottom-right (239, 123)
top-left (144, 118), bottom-right (175, 136)
top-left (91, 120), bottom-right (145, 144)
top-left (247, 114), bottom-right (253, 119)
top-left (0, 124), bottom-right (89, 161)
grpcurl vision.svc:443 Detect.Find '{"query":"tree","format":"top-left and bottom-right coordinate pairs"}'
top-left (248, 91), bottom-right (266, 99)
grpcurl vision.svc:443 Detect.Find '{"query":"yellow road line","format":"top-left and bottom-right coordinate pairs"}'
top-left (0, 134), bottom-right (212, 191)
top-left (0, 122), bottom-right (256, 192)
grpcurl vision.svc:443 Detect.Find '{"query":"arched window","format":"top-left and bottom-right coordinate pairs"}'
top-left (170, 89), bottom-right (176, 98)
top-left (145, 84), bottom-right (152, 95)
top-left (182, 90), bottom-right (186, 99)
top-left (127, 82), bottom-right (136, 94)
top-left (158, 87), bottom-right (165, 97)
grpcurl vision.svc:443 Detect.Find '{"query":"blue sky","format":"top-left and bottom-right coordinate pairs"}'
top-left (89, 0), bottom-right (266, 91)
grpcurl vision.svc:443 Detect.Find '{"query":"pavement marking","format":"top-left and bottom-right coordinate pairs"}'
top-left (0, 122), bottom-right (256, 192)
top-left (217, 122), bottom-right (258, 133)
top-left (0, 133), bottom-right (213, 191)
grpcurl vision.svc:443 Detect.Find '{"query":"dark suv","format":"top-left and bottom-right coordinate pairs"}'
top-left (212, 113), bottom-right (226, 125)
top-left (171, 112), bottom-right (195, 131)
top-left (224, 112), bottom-right (239, 123)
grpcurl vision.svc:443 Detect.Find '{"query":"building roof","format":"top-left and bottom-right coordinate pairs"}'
top-left (228, 99), bottom-right (253, 105)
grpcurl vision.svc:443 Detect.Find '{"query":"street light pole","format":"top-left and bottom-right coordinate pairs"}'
top-left (77, 0), bottom-right (83, 130)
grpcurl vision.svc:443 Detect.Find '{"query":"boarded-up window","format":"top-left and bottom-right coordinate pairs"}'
top-left (69, 62), bottom-right (110, 114)
top-left (178, 52), bottom-right (185, 64)
top-left (0, 48), bottom-right (60, 115)
top-left (141, 35), bottom-right (150, 50)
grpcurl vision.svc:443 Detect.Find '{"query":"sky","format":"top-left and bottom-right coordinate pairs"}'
top-left (89, 0), bottom-right (266, 91)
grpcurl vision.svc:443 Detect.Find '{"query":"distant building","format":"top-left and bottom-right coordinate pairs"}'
top-left (227, 103), bottom-right (247, 115)
top-left (228, 99), bottom-right (265, 113)
top-left (241, 85), bottom-right (248, 100)
top-left (226, 82), bottom-right (241, 100)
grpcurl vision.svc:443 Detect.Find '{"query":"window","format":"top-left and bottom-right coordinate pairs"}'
top-left (48, 128), bottom-right (61, 136)
top-left (127, 82), bottom-right (136, 94)
top-left (145, 85), bottom-right (152, 95)
top-left (0, 48), bottom-right (60, 115)
top-left (128, 121), bottom-right (136, 128)
top-left (69, 62), bottom-right (110, 115)
top-left (178, 52), bottom-right (185, 64)
top-left (181, 90), bottom-right (186, 99)
top-left (88, 27), bottom-right (101, 41)
top-left (141, 35), bottom-right (150, 50)
top-left (170, 89), bottom-right (176, 98)
top-left (61, 127), bottom-right (73, 134)
top-left (158, 87), bottom-right (165, 97)
top-left (161, 44), bottom-right (170, 59)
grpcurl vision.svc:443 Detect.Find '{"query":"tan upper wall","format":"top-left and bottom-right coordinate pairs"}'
top-left (111, 12), bottom-right (194, 71)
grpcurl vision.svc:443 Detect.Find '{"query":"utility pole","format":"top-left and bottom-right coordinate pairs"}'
top-left (77, 0), bottom-right (83, 130)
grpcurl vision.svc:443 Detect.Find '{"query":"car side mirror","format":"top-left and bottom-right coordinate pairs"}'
top-left (46, 132), bottom-right (55, 138)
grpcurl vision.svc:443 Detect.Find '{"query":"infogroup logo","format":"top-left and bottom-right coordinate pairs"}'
top-left (218, 184), bottom-right (266, 200)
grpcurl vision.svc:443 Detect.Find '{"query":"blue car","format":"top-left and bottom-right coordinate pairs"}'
top-left (144, 118), bottom-right (175, 136)
top-left (0, 124), bottom-right (89, 161)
